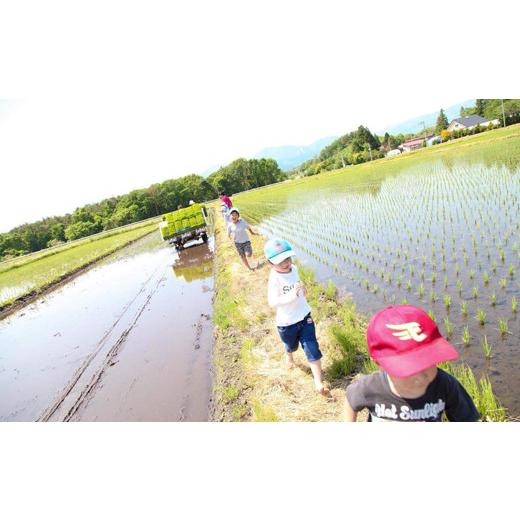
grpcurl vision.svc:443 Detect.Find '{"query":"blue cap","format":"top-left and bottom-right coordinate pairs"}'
top-left (264, 238), bottom-right (295, 264)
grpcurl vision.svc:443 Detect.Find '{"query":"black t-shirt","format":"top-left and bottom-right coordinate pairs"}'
top-left (346, 368), bottom-right (480, 422)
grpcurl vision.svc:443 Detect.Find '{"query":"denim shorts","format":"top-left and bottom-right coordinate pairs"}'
top-left (235, 241), bottom-right (252, 257)
top-left (276, 313), bottom-right (323, 362)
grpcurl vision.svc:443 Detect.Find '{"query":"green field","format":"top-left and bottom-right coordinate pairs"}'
top-left (0, 219), bottom-right (160, 309)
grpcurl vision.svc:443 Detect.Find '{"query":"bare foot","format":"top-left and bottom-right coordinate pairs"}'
top-left (317, 386), bottom-right (331, 397)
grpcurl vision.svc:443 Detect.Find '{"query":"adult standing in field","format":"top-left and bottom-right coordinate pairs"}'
top-left (227, 208), bottom-right (258, 271)
top-left (219, 191), bottom-right (233, 209)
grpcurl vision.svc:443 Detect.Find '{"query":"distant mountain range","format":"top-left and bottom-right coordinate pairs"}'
top-left (202, 136), bottom-right (338, 175)
top-left (253, 136), bottom-right (337, 171)
top-left (381, 99), bottom-right (475, 135)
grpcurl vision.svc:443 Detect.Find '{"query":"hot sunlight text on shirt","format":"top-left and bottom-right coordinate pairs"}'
top-left (373, 400), bottom-right (446, 421)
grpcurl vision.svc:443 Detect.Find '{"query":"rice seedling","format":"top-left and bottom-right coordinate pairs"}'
top-left (406, 280), bottom-right (412, 292)
top-left (444, 294), bottom-right (451, 311)
top-left (468, 269), bottom-right (475, 280)
top-left (472, 286), bottom-right (478, 299)
top-left (430, 272), bottom-right (436, 284)
top-left (498, 318), bottom-right (508, 337)
top-left (429, 289), bottom-right (435, 303)
top-left (491, 260), bottom-right (497, 273)
top-left (509, 264), bottom-right (514, 278)
top-left (499, 278), bottom-right (506, 289)
top-left (462, 326), bottom-right (470, 346)
top-left (512, 296), bottom-right (517, 314)
top-left (460, 300), bottom-right (468, 317)
top-left (482, 336), bottom-right (492, 359)
top-left (427, 310), bottom-right (436, 321)
top-left (491, 291), bottom-right (497, 306)
top-left (483, 271), bottom-right (489, 285)
top-left (400, 297), bottom-right (408, 304)
top-left (444, 317), bottom-right (453, 338)
top-left (476, 309), bottom-right (486, 325)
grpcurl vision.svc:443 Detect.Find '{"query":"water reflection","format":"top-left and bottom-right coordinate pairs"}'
top-left (172, 243), bottom-right (213, 283)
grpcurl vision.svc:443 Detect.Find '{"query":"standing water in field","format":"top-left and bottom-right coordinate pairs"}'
top-left (237, 134), bottom-right (520, 415)
top-left (0, 232), bottom-right (214, 421)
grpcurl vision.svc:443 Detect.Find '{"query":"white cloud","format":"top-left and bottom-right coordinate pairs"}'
top-left (0, 0), bottom-right (518, 231)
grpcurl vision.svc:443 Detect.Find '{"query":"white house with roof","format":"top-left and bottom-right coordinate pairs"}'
top-left (447, 115), bottom-right (497, 132)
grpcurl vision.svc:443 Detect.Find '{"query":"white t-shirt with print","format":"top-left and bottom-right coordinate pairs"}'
top-left (227, 218), bottom-right (251, 244)
top-left (267, 264), bottom-right (311, 326)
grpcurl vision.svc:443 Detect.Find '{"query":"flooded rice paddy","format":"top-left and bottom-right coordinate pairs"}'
top-left (0, 232), bottom-right (214, 421)
top-left (238, 137), bottom-right (520, 415)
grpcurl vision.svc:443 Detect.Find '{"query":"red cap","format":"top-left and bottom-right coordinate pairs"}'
top-left (367, 305), bottom-right (459, 377)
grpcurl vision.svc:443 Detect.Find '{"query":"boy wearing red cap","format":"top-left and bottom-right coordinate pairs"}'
top-left (344, 305), bottom-right (479, 422)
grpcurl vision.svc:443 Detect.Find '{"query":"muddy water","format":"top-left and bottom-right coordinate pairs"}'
top-left (0, 233), bottom-right (214, 421)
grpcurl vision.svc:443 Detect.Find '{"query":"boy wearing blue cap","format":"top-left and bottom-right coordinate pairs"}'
top-left (265, 239), bottom-right (330, 396)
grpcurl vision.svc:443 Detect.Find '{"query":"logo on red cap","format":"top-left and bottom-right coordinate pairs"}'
top-left (385, 322), bottom-right (427, 342)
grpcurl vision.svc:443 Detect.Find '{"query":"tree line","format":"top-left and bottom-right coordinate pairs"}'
top-left (460, 99), bottom-right (520, 122)
top-left (1, 158), bottom-right (284, 260)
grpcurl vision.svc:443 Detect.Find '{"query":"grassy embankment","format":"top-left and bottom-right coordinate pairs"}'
top-left (0, 219), bottom-right (160, 313)
top-left (211, 213), bottom-right (506, 422)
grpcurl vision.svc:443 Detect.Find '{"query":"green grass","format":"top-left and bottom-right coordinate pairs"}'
top-left (252, 400), bottom-right (279, 422)
top-left (0, 218), bottom-right (159, 274)
top-left (327, 324), bottom-right (359, 380)
top-left (223, 385), bottom-right (240, 402)
top-left (239, 337), bottom-right (257, 366)
top-left (0, 220), bottom-right (159, 308)
top-left (441, 363), bottom-right (506, 421)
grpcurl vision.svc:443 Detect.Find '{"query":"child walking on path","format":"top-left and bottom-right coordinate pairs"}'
top-left (227, 208), bottom-right (258, 271)
top-left (265, 238), bottom-right (330, 396)
top-left (344, 304), bottom-right (479, 422)
top-left (219, 191), bottom-right (233, 209)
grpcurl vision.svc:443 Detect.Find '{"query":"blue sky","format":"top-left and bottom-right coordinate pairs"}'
top-left (1, 0), bottom-right (518, 232)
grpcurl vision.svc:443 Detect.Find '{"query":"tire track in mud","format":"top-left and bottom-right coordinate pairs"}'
top-left (38, 268), bottom-right (166, 422)
top-left (177, 313), bottom-right (211, 421)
